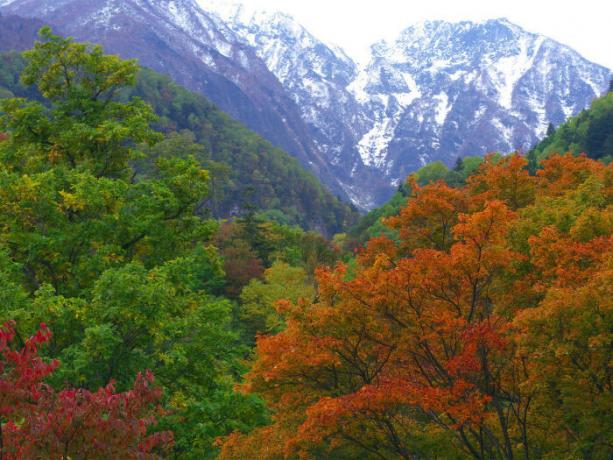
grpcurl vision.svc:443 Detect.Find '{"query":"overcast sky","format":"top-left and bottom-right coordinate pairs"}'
top-left (227, 0), bottom-right (612, 69)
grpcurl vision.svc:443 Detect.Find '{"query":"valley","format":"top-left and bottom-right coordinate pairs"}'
top-left (0, 4), bottom-right (611, 459)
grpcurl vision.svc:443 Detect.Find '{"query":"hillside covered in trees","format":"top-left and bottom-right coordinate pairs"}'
top-left (0, 29), bottom-right (348, 458)
top-left (0, 27), bottom-right (611, 460)
top-left (0, 30), bottom-right (358, 236)
top-left (529, 90), bottom-right (613, 164)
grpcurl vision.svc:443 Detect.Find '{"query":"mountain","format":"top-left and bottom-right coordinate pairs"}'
top-left (0, 0), bottom-right (348, 200)
top-left (208, 5), bottom-right (610, 207)
top-left (350, 20), bottom-right (609, 191)
top-left (0, 40), bottom-right (357, 236)
top-left (0, 13), bottom-right (48, 51)
top-left (201, 2), bottom-right (379, 207)
top-left (2, 0), bottom-right (610, 209)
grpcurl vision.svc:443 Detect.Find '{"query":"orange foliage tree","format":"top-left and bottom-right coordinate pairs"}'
top-left (220, 154), bottom-right (612, 460)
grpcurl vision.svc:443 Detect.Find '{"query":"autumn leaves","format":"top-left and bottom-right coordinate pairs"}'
top-left (220, 154), bottom-right (612, 459)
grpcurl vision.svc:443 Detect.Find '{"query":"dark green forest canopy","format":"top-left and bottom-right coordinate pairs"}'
top-left (528, 91), bottom-right (613, 164)
top-left (0, 45), bottom-right (358, 236)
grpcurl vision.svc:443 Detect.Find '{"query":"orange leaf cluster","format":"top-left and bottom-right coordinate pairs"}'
top-left (220, 154), bottom-right (612, 460)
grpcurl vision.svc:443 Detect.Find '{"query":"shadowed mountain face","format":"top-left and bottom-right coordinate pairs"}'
top-left (3, 0), bottom-right (610, 209)
top-left (0, 14), bottom-right (358, 235)
top-left (0, 13), bottom-right (49, 51)
top-left (0, 0), bottom-right (347, 200)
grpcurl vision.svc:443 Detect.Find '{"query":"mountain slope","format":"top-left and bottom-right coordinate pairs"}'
top-left (202, 3), bottom-right (377, 207)
top-left (2, 0), bottom-right (610, 209)
top-left (0, 0), bottom-right (349, 200)
top-left (0, 43), bottom-right (357, 235)
top-left (356, 20), bottom-right (609, 180)
top-left (0, 13), bottom-right (49, 52)
top-left (529, 90), bottom-right (613, 162)
top-left (207, 6), bottom-right (610, 206)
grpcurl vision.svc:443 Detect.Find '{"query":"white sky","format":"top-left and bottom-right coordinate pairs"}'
top-left (224, 0), bottom-right (613, 69)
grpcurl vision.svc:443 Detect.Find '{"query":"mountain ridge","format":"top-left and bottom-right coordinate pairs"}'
top-left (2, 0), bottom-right (610, 209)
top-left (0, 18), bottom-right (358, 235)
top-left (201, 2), bottom-right (610, 207)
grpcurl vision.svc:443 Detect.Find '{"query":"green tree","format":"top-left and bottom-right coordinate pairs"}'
top-left (5, 26), bottom-right (160, 177)
top-left (413, 160), bottom-right (449, 185)
top-left (529, 92), bottom-right (613, 161)
top-left (0, 28), bottom-right (212, 297)
top-left (239, 261), bottom-right (315, 340)
top-left (0, 29), bottom-right (265, 458)
top-left (453, 156), bottom-right (464, 172)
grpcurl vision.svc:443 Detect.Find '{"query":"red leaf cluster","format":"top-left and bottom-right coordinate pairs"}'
top-left (0, 322), bottom-right (173, 459)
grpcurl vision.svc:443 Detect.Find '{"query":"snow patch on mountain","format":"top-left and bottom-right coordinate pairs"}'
top-left (88, 3), bottom-right (122, 28)
top-left (433, 93), bottom-right (450, 125)
top-left (491, 35), bottom-right (546, 108)
top-left (8, 0), bottom-right (608, 210)
top-left (357, 102), bottom-right (396, 167)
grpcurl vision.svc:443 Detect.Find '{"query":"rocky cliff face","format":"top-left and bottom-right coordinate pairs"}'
top-left (4, 0), bottom-right (610, 208)
top-left (349, 19), bottom-right (609, 204)
top-left (209, 5), bottom-right (610, 207)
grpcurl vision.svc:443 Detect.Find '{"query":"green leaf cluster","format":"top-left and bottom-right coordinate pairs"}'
top-left (0, 29), bottom-right (266, 458)
top-left (529, 91), bottom-right (613, 163)
top-left (0, 39), bottom-right (358, 237)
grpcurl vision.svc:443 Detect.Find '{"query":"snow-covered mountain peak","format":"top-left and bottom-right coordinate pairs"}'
top-left (200, 0), bottom-right (351, 67)
top-left (174, 8), bottom-right (611, 207)
top-left (391, 18), bottom-right (531, 65)
top-left (3, 0), bottom-right (608, 210)
top-left (339, 17), bottom-right (609, 201)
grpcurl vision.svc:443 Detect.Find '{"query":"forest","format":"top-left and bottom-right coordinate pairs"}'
top-left (0, 29), bottom-right (611, 459)
top-left (0, 40), bottom-right (358, 236)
